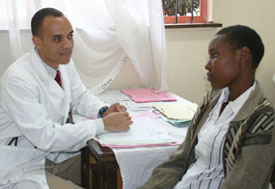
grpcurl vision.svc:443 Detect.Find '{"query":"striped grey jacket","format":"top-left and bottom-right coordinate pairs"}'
top-left (140, 81), bottom-right (275, 189)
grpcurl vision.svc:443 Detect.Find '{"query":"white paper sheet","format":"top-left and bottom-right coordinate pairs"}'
top-left (98, 117), bottom-right (176, 144)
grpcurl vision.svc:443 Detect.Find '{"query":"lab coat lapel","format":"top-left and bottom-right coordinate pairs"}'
top-left (59, 65), bottom-right (72, 123)
top-left (29, 47), bottom-right (68, 123)
top-left (30, 47), bottom-right (53, 82)
top-left (30, 46), bottom-right (66, 97)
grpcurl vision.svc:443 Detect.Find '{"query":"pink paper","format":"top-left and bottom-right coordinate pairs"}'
top-left (121, 88), bottom-right (177, 103)
top-left (100, 142), bottom-right (181, 148)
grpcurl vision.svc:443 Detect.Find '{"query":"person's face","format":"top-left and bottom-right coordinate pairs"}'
top-left (205, 34), bottom-right (242, 90)
top-left (32, 15), bottom-right (73, 70)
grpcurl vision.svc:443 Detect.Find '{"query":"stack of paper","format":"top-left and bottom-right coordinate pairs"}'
top-left (121, 88), bottom-right (177, 103)
top-left (97, 117), bottom-right (178, 148)
top-left (153, 103), bottom-right (198, 127)
top-left (167, 119), bottom-right (191, 127)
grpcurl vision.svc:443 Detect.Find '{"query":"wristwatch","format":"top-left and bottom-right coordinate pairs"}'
top-left (98, 106), bottom-right (108, 118)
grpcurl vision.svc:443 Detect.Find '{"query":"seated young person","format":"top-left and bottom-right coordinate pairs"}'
top-left (139, 25), bottom-right (275, 189)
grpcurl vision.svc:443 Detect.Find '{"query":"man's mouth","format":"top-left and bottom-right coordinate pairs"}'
top-left (60, 51), bottom-right (71, 57)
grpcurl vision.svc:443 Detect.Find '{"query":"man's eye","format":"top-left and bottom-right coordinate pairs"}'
top-left (68, 34), bottom-right (73, 40)
top-left (54, 37), bottom-right (61, 42)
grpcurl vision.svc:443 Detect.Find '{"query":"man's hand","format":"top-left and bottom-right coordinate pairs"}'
top-left (102, 112), bottom-right (132, 132)
top-left (102, 103), bottom-right (127, 117)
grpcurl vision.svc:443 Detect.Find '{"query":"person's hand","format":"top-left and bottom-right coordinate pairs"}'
top-left (103, 103), bottom-right (127, 117)
top-left (102, 112), bottom-right (132, 132)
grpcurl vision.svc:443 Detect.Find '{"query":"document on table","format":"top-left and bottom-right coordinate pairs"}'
top-left (97, 117), bottom-right (177, 147)
top-left (153, 103), bottom-right (198, 120)
top-left (121, 88), bottom-right (177, 103)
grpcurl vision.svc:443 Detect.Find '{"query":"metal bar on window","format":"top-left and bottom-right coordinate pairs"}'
top-left (191, 0), bottom-right (194, 23)
top-left (175, 0), bottom-right (179, 24)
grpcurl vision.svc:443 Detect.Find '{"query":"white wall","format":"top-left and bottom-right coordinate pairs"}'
top-left (0, 0), bottom-right (275, 105)
top-left (166, 28), bottom-right (216, 103)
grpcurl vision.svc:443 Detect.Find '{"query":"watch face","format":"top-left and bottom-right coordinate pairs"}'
top-left (101, 106), bottom-right (108, 112)
top-left (99, 106), bottom-right (108, 118)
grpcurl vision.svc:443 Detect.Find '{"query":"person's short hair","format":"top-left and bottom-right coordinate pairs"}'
top-left (31, 8), bottom-right (64, 36)
top-left (216, 25), bottom-right (264, 68)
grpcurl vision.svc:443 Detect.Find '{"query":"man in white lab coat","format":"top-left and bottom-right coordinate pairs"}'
top-left (0, 8), bottom-right (132, 189)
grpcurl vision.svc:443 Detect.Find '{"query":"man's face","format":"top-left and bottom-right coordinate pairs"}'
top-left (33, 15), bottom-right (73, 69)
top-left (205, 34), bottom-right (242, 90)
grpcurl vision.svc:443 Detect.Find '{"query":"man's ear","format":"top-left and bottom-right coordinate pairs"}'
top-left (238, 46), bottom-right (251, 63)
top-left (32, 36), bottom-right (41, 50)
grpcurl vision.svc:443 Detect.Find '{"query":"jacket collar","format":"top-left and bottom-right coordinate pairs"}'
top-left (29, 47), bottom-right (52, 82)
top-left (209, 81), bottom-right (263, 122)
top-left (29, 46), bottom-right (72, 96)
top-left (231, 81), bottom-right (263, 122)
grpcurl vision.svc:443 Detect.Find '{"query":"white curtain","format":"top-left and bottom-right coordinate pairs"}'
top-left (105, 0), bottom-right (168, 92)
top-left (4, 0), bottom-right (41, 62)
top-left (4, 0), bottom-right (168, 94)
top-left (7, 0), bottom-right (23, 62)
top-left (62, 0), bottom-right (127, 94)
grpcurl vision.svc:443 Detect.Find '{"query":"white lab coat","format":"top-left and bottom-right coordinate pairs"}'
top-left (0, 47), bottom-right (106, 188)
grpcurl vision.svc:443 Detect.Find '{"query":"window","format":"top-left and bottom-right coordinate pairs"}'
top-left (163, 0), bottom-right (207, 24)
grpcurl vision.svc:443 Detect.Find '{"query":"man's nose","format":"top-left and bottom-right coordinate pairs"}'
top-left (63, 38), bottom-right (73, 49)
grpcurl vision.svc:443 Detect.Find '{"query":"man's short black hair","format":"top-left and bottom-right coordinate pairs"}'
top-left (31, 8), bottom-right (64, 36)
top-left (216, 25), bottom-right (264, 68)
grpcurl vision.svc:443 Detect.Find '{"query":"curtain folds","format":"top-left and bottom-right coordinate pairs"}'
top-left (105, 0), bottom-right (168, 91)
top-left (5, 0), bottom-right (168, 94)
top-left (7, 0), bottom-right (23, 62)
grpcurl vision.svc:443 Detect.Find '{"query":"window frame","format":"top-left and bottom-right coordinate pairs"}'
top-left (163, 0), bottom-right (208, 24)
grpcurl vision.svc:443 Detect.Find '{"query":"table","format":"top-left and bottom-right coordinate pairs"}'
top-left (81, 139), bottom-right (180, 189)
top-left (80, 90), bottom-right (193, 189)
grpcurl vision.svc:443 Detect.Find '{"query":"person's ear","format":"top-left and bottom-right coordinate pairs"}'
top-left (32, 36), bottom-right (42, 50)
top-left (238, 46), bottom-right (251, 63)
